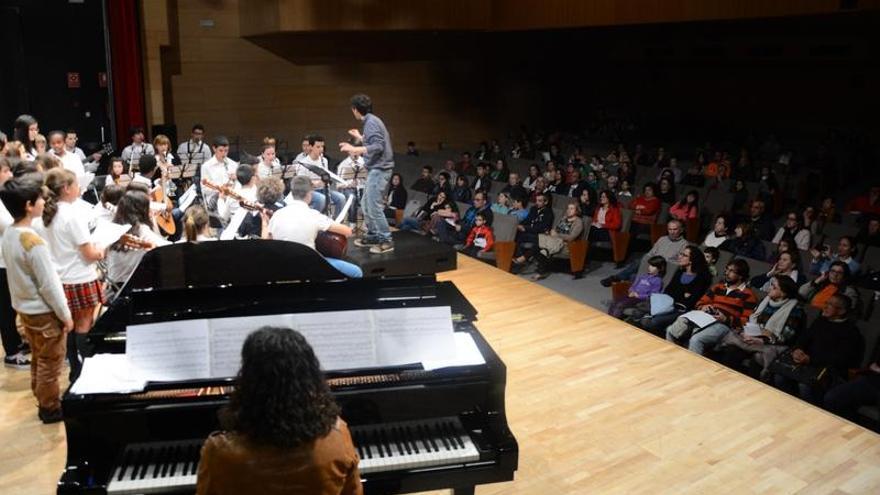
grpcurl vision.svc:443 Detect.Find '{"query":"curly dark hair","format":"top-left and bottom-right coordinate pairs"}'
top-left (220, 326), bottom-right (340, 449)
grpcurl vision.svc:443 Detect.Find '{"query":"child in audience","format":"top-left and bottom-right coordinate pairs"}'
top-left (461, 212), bottom-right (494, 257)
top-left (451, 175), bottom-right (472, 203)
top-left (491, 191), bottom-right (512, 215)
top-left (669, 190), bottom-right (699, 221)
top-left (0, 175), bottom-right (74, 423)
top-left (704, 246), bottom-right (720, 277)
top-left (42, 168), bottom-right (105, 382)
top-left (607, 256), bottom-right (666, 318)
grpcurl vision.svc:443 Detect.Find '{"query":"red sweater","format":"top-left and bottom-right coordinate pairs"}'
top-left (593, 205), bottom-right (621, 231)
top-left (465, 225), bottom-right (495, 252)
top-left (631, 195), bottom-right (660, 217)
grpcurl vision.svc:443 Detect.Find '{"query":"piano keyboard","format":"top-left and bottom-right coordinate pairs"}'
top-left (107, 439), bottom-right (202, 494)
top-left (350, 417), bottom-right (481, 474)
top-left (106, 417), bottom-right (479, 493)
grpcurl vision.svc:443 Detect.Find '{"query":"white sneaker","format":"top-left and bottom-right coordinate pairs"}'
top-left (4, 350), bottom-right (30, 369)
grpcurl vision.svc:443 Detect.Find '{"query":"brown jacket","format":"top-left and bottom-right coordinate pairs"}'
top-left (196, 418), bottom-right (362, 495)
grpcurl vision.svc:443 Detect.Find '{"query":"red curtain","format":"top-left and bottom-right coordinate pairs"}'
top-left (107, 0), bottom-right (145, 149)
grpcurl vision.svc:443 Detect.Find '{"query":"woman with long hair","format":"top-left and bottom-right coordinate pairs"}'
top-left (12, 114), bottom-right (39, 159)
top-left (633, 245), bottom-right (712, 335)
top-left (197, 326), bottom-right (361, 495)
top-left (669, 190), bottom-right (700, 221)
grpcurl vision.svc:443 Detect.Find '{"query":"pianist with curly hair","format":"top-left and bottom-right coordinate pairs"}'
top-left (196, 326), bottom-right (362, 495)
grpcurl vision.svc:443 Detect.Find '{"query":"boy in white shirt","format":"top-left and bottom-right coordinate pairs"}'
top-left (0, 174), bottom-right (74, 423)
top-left (48, 130), bottom-right (85, 178)
top-left (199, 136), bottom-right (238, 212)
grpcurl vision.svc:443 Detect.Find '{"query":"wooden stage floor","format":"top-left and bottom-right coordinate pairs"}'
top-left (2, 255), bottom-right (880, 494)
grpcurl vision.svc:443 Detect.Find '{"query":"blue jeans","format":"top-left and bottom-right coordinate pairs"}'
top-left (326, 257), bottom-right (363, 278)
top-left (686, 322), bottom-right (731, 354)
top-left (363, 168), bottom-right (392, 242)
top-left (310, 190), bottom-right (346, 216)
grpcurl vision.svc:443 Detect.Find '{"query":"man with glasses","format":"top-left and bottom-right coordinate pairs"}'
top-left (437, 190), bottom-right (493, 246)
top-left (666, 258), bottom-right (758, 354)
top-left (601, 219), bottom-right (687, 287)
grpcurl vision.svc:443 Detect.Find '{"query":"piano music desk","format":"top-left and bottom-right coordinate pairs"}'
top-left (2, 254), bottom-right (880, 494)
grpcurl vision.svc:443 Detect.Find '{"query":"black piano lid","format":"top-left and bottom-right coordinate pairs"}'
top-left (93, 240), bottom-right (478, 336)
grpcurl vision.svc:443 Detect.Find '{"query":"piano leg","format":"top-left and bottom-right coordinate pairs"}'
top-left (453, 487), bottom-right (475, 495)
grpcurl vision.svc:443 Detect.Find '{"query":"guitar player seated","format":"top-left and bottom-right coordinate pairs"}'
top-left (263, 176), bottom-right (362, 278)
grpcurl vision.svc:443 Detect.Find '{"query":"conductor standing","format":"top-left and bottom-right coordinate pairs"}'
top-left (339, 94), bottom-right (395, 254)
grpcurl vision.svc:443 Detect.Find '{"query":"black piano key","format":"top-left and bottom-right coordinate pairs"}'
top-left (160, 446), bottom-right (172, 477)
top-left (394, 426), bottom-right (410, 455)
top-left (448, 421), bottom-right (466, 448)
top-left (191, 443), bottom-right (201, 475)
top-left (117, 449), bottom-right (131, 482)
top-left (443, 421), bottom-right (463, 449)
top-left (129, 448), bottom-right (142, 481)
top-left (434, 423), bottom-right (451, 451)
top-left (373, 430), bottom-right (385, 458)
top-left (379, 429), bottom-right (393, 457)
top-left (182, 444), bottom-right (194, 476)
top-left (353, 431), bottom-right (366, 460)
top-left (405, 425), bottom-right (420, 454)
top-left (138, 447), bottom-right (152, 480)
top-left (152, 446), bottom-right (165, 478)
top-left (168, 445), bottom-right (178, 477)
top-left (438, 422), bottom-right (456, 450)
top-left (420, 424), bottom-right (438, 452)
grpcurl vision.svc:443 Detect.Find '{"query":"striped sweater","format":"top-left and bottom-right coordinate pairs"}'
top-left (695, 282), bottom-right (758, 329)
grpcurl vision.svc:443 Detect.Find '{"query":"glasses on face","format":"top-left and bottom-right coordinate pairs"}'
top-left (829, 269), bottom-right (845, 275)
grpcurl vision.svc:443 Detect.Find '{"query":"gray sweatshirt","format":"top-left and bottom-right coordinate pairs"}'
top-left (362, 113), bottom-right (394, 171)
top-left (1, 225), bottom-right (71, 321)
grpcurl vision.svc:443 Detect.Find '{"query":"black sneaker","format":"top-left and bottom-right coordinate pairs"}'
top-left (369, 242), bottom-right (394, 254)
top-left (4, 350), bottom-right (30, 369)
top-left (38, 407), bottom-right (63, 424)
top-left (354, 237), bottom-right (381, 248)
top-left (600, 276), bottom-right (620, 287)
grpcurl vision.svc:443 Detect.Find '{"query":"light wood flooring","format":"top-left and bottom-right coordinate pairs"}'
top-left (2, 255), bottom-right (880, 494)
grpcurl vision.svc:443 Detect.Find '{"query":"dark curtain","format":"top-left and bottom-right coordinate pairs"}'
top-left (107, 0), bottom-right (145, 148)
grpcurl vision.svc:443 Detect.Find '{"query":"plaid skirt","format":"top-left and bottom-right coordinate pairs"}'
top-left (63, 280), bottom-right (104, 312)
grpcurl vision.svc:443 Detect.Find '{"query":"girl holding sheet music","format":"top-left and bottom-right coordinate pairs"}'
top-left (42, 168), bottom-right (106, 381)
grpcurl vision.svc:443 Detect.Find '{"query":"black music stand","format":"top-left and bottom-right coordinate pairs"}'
top-left (302, 162), bottom-right (338, 217)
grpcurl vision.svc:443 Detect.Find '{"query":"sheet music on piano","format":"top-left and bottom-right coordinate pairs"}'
top-left (122, 306), bottom-right (461, 385)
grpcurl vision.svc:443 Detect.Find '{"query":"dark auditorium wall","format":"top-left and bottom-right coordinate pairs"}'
top-left (0, 0), bottom-right (111, 146)
top-left (144, 1), bottom-right (879, 154)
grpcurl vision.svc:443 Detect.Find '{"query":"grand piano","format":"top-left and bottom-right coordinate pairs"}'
top-left (58, 240), bottom-right (518, 494)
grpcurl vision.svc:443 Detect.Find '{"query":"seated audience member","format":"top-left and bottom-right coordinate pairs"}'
top-left (512, 192), bottom-right (554, 267)
top-left (766, 237), bottom-right (794, 265)
top-left (564, 162), bottom-right (579, 185)
top-left (542, 161), bottom-right (557, 183)
top-left (196, 327), bottom-right (361, 495)
top-left (657, 158), bottom-right (682, 184)
top-left (744, 199), bottom-right (775, 241)
top-left (817, 196), bottom-right (839, 228)
top-left (399, 190), bottom-right (454, 234)
top-left (431, 172), bottom-right (452, 198)
top-left (802, 206), bottom-right (818, 237)
top-left (0, 175), bottom-right (74, 423)
top-left (772, 294), bottom-right (862, 405)
top-left (704, 246), bottom-right (720, 277)
top-left (720, 222), bottom-right (766, 260)
top-left (633, 245), bottom-right (712, 333)
top-left (607, 256), bottom-right (666, 318)
top-left (751, 250), bottom-right (805, 292)
top-left (461, 212), bottom-right (494, 258)
top-left (616, 179), bottom-right (633, 206)
top-left (509, 194), bottom-right (530, 222)
top-left (772, 210), bottom-right (811, 251)
top-left (824, 341), bottom-right (880, 422)
top-left (105, 189), bottom-right (171, 301)
top-left (451, 175), bottom-right (472, 203)
top-left (669, 190), bottom-right (699, 221)
top-left (501, 172), bottom-right (527, 201)
top-left (681, 160), bottom-right (705, 187)
top-left (491, 191), bottom-right (513, 215)
top-left (581, 171), bottom-right (600, 194)
top-left (529, 178), bottom-right (548, 204)
top-left (457, 152), bottom-right (473, 174)
top-left (799, 260), bottom-right (861, 315)
top-left (438, 159), bottom-right (458, 184)
top-left (719, 275), bottom-right (804, 378)
top-left (756, 166), bottom-right (779, 205)
top-left (856, 215), bottom-right (880, 248)
top-left (471, 163), bottom-right (491, 194)
top-left (406, 141), bottom-right (418, 156)
top-left (589, 190), bottom-right (621, 243)
top-left (657, 178), bottom-right (676, 205)
top-left (577, 187), bottom-right (597, 218)
top-left (523, 164), bottom-right (542, 191)
top-left (845, 185), bottom-right (880, 216)
top-left (809, 235), bottom-right (860, 276)
top-left (532, 202), bottom-right (585, 280)
top-left (438, 191), bottom-right (492, 246)
top-left (266, 176), bottom-right (361, 278)
top-left (701, 214), bottom-right (730, 249)
top-left (410, 166), bottom-right (435, 194)
top-left (601, 219), bottom-right (686, 286)
top-left (489, 159), bottom-right (509, 182)
top-left (546, 169), bottom-right (568, 196)
top-left (631, 183), bottom-right (661, 225)
top-left (665, 258), bottom-right (757, 355)
top-left (383, 172), bottom-right (407, 221)
top-left (730, 179), bottom-right (749, 217)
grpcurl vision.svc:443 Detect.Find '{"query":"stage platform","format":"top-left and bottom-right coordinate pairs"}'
top-left (345, 230), bottom-right (457, 278)
top-left (2, 255), bottom-right (880, 494)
